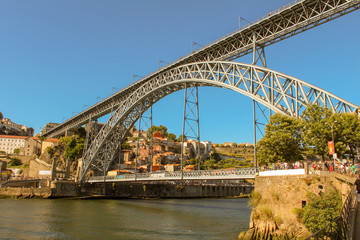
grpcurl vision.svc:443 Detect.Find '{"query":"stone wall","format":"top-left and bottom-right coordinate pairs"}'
top-left (239, 174), bottom-right (352, 239)
top-left (0, 187), bottom-right (51, 198)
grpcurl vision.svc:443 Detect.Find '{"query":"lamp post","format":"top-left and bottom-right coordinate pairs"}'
top-left (326, 121), bottom-right (337, 168)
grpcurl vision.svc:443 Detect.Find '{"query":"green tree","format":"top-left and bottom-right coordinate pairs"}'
top-left (167, 133), bottom-right (176, 142)
top-left (177, 135), bottom-right (187, 142)
top-left (301, 104), bottom-right (333, 160)
top-left (232, 142), bottom-right (237, 147)
top-left (336, 112), bottom-right (360, 161)
top-left (257, 113), bottom-right (303, 165)
top-left (303, 190), bottom-right (342, 233)
top-left (13, 148), bottom-right (20, 154)
top-left (58, 135), bottom-right (85, 161)
top-left (147, 125), bottom-right (168, 138)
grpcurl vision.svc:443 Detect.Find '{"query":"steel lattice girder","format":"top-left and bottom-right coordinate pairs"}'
top-left (42, 0), bottom-right (360, 139)
top-left (78, 61), bottom-right (359, 182)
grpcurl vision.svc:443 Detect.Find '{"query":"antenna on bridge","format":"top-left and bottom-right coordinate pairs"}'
top-left (158, 60), bottom-right (168, 70)
top-left (132, 74), bottom-right (143, 83)
top-left (191, 41), bottom-right (203, 52)
top-left (96, 96), bottom-right (102, 103)
top-left (112, 87), bottom-right (120, 94)
top-left (239, 17), bottom-right (250, 29)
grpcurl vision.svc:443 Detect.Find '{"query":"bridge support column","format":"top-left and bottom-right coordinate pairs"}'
top-left (135, 105), bottom-right (153, 176)
top-left (181, 84), bottom-right (201, 175)
top-left (251, 34), bottom-right (270, 169)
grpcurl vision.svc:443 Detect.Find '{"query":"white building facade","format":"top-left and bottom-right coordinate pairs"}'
top-left (0, 135), bottom-right (27, 154)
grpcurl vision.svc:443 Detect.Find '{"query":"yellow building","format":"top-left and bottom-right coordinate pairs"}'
top-left (41, 138), bottom-right (59, 154)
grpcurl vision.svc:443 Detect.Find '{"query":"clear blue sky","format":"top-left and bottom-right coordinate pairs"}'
top-left (1, 0), bottom-right (359, 144)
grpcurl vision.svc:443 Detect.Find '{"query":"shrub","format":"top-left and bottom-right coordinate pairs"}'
top-left (250, 190), bottom-right (262, 207)
top-left (259, 206), bottom-right (273, 220)
top-left (292, 208), bottom-right (304, 221)
top-left (275, 216), bottom-right (283, 226)
top-left (302, 190), bottom-right (342, 233)
top-left (8, 158), bottom-right (22, 166)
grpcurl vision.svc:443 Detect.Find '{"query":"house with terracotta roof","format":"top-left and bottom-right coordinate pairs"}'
top-left (41, 138), bottom-right (59, 154)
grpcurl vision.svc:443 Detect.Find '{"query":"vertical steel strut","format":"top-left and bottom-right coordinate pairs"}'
top-left (135, 106), bottom-right (154, 179)
top-left (252, 34), bottom-right (269, 169)
top-left (181, 84), bottom-right (201, 177)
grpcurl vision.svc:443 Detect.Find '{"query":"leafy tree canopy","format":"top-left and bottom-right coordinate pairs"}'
top-left (257, 113), bottom-right (303, 165)
top-left (177, 135), bottom-right (187, 142)
top-left (147, 125), bottom-right (168, 138)
top-left (167, 133), bottom-right (176, 142)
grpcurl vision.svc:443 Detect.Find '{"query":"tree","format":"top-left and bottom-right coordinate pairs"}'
top-left (177, 135), bottom-right (187, 142)
top-left (336, 113), bottom-right (360, 161)
top-left (147, 125), bottom-right (168, 138)
top-left (303, 190), bottom-right (342, 233)
top-left (257, 113), bottom-right (303, 165)
top-left (57, 135), bottom-right (85, 162)
top-left (232, 143), bottom-right (237, 147)
top-left (167, 133), bottom-right (176, 142)
top-left (301, 104), bottom-right (333, 160)
top-left (13, 148), bottom-right (20, 154)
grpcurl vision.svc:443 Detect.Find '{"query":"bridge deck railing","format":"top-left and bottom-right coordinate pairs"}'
top-left (87, 168), bottom-right (257, 182)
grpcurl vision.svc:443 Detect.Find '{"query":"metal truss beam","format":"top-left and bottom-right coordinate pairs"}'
top-left (42, 0), bottom-right (360, 139)
top-left (78, 61), bottom-right (359, 182)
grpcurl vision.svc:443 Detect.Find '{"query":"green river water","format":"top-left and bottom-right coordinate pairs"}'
top-left (0, 198), bottom-right (251, 240)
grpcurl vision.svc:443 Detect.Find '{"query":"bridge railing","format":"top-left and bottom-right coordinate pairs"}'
top-left (305, 186), bottom-right (358, 240)
top-left (86, 168), bottom-right (257, 182)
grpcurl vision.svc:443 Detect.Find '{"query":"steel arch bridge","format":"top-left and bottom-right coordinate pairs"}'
top-left (79, 61), bottom-right (359, 182)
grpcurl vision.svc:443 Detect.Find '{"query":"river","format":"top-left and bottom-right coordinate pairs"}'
top-left (0, 198), bottom-right (251, 240)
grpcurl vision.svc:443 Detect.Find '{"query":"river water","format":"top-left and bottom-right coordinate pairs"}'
top-left (0, 198), bottom-right (251, 240)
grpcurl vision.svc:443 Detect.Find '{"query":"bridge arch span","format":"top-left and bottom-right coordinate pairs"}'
top-left (79, 61), bottom-right (358, 182)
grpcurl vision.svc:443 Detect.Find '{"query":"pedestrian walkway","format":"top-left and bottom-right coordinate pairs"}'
top-left (353, 195), bottom-right (360, 240)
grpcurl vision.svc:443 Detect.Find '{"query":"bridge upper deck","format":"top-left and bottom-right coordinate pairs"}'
top-left (42, 0), bottom-right (360, 138)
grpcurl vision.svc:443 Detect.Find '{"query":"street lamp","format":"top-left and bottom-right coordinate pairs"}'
top-left (326, 120), bottom-right (337, 168)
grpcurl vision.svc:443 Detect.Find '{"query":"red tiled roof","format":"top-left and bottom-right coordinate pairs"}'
top-left (0, 135), bottom-right (28, 139)
top-left (43, 138), bottom-right (59, 143)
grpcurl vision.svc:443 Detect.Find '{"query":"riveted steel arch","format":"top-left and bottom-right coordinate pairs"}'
top-left (79, 61), bottom-right (359, 182)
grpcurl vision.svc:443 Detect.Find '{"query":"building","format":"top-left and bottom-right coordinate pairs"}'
top-left (41, 138), bottom-right (59, 154)
top-left (40, 122), bottom-right (60, 135)
top-left (20, 137), bottom-right (41, 156)
top-left (133, 130), bottom-right (147, 139)
top-left (0, 118), bottom-right (33, 137)
top-left (0, 135), bottom-right (27, 154)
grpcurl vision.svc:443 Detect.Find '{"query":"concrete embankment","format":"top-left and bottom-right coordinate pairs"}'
top-left (0, 180), bottom-right (253, 199)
